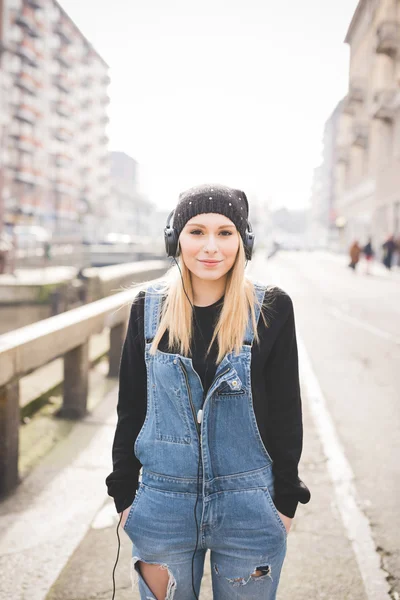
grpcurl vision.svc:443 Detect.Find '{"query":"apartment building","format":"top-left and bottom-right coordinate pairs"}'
top-left (0, 0), bottom-right (110, 240)
top-left (334, 0), bottom-right (400, 246)
top-left (108, 151), bottom-right (155, 242)
top-left (309, 99), bottom-right (345, 248)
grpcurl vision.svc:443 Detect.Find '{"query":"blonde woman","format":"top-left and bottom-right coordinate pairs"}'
top-left (106, 184), bottom-right (310, 600)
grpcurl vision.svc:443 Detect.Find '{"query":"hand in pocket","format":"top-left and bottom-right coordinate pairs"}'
top-left (277, 510), bottom-right (293, 535)
top-left (119, 505), bottom-right (132, 529)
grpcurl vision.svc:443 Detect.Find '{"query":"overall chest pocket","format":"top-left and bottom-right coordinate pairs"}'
top-left (216, 375), bottom-right (246, 397)
top-left (151, 361), bottom-right (192, 444)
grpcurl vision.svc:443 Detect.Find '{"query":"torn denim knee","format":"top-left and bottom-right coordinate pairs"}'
top-left (214, 562), bottom-right (273, 587)
top-left (131, 556), bottom-right (177, 599)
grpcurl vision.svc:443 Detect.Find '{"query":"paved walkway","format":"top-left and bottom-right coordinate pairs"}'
top-left (316, 249), bottom-right (400, 280)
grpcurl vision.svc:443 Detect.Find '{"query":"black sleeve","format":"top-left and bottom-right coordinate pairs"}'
top-left (264, 293), bottom-right (311, 518)
top-left (105, 291), bottom-right (147, 513)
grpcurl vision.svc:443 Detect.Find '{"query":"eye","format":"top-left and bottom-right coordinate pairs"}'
top-left (188, 229), bottom-right (232, 236)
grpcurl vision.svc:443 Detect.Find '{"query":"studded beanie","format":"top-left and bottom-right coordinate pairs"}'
top-left (173, 184), bottom-right (249, 244)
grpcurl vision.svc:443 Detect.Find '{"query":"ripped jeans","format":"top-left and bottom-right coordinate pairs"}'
top-left (123, 469), bottom-right (288, 599)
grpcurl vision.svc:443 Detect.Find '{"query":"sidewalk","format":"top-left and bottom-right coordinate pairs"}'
top-left (0, 365), bottom-right (369, 600)
top-left (316, 250), bottom-right (400, 280)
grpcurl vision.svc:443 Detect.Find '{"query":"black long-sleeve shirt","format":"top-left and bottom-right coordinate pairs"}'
top-left (105, 286), bottom-right (311, 518)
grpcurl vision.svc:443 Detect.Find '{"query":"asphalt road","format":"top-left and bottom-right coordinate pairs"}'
top-left (258, 250), bottom-right (400, 599)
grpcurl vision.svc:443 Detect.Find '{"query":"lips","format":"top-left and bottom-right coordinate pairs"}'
top-left (199, 260), bottom-right (221, 264)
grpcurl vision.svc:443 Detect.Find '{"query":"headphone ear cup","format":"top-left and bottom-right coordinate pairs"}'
top-left (164, 226), bottom-right (179, 257)
top-left (244, 229), bottom-right (255, 260)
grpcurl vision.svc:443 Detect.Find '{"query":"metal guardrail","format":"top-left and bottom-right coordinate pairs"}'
top-left (0, 269), bottom-right (166, 497)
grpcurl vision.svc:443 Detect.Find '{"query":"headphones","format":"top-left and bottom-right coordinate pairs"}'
top-left (164, 210), bottom-right (256, 260)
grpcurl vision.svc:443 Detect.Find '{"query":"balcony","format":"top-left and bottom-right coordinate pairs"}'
top-left (54, 127), bottom-right (73, 143)
top-left (100, 96), bottom-right (110, 106)
top-left (351, 122), bottom-right (368, 148)
top-left (14, 134), bottom-right (40, 154)
top-left (26, 0), bottom-right (45, 8)
top-left (55, 153), bottom-right (73, 168)
top-left (336, 145), bottom-right (350, 164)
top-left (99, 135), bottom-right (109, 146)
top-left (376, 21), bottom-right (400, 58)
top-left (53, 73), bottom-right (73, 94)
top-left (101, 74), bottom-right (111, 86)
top-left (371, 89), bottom-right (398, 121)
top-left (14, 104), bottom-right (37, 124)
top-left (55, 101), bottom-right (70, 118)
top-left (55, 47), bottom-right (73, 69)
top-left (56, 98), bottom-right (76, 117)
top-left (16, 72), bottom-right (38, 95)
top-left (15, 41), bottom-right (38, 67)
top-left (14, 169), bottom-right (36, 186)
top-left (15, 12), bottom-right (40, 38)
top-left (343, 78), bottom-right (366, 115)
top-left (55, 20), bottom-right (74, 45)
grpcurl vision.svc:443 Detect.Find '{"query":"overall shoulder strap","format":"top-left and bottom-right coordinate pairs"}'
top-left (244, 283), bottom-right (267, 345)
top-left (144, 283), bottom-right (165, 343)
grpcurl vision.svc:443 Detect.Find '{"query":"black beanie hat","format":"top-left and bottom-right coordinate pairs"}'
top-left (173, 183), bottom-right (249, 244)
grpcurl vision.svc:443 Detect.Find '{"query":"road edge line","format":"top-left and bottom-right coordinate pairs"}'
top-left (298, 336), bottom-right (392, 600)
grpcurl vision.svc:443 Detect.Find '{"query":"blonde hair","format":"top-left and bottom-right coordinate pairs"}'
top-left (140, 236), bottom-right (268, 365)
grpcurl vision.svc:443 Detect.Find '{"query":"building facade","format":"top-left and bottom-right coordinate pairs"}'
top-left (334, 0), bottom-right (400, 247)
top-left (308, 100), bottom-right (345, 249)
top-left (0, 0), bottom-right (110, 241)
top-left (108, 151), bottom-right (155, 243)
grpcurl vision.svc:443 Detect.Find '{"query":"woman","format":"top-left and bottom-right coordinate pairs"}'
top-left (106, 184), bottom-right (311, 600)
top-left (348, 240), bottom-right (361, 271)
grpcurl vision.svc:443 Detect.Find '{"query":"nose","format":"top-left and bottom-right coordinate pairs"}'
top-left (203, 234), bottom-right (219, 254)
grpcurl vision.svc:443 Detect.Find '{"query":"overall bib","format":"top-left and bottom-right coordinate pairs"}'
top-left (123, 282), bottom-right (288, 599)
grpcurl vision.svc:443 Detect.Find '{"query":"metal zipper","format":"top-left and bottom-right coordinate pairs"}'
top-left (178, 361), bottom-right (232, 439)
top-left (178, 359), bottom-right (201, 438)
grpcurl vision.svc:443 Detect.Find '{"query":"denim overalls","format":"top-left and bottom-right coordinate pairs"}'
top-left (123, 282), bottom-right (288, 599)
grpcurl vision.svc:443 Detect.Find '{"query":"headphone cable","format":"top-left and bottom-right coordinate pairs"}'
top-left (111, 511), bottom-right (123, 600)
top-left (173, 255), bottom-right (211, 600)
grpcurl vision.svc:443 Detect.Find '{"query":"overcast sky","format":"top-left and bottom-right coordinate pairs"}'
top-left (61, 0), bottom-right (359, 212)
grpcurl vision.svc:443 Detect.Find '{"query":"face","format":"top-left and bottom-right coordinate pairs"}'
top-left (178, 213), bottom-right (240, 281)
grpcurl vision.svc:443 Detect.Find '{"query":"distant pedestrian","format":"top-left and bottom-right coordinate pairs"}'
top-left (382, 234), bottom-right (396, 270)
top-left (43, 239), bottom-right (52, 267)
top-left (76, 267), bottom-right (89, 303)
top-left (395, 235), bottom-right (400, 267)
top-left (348, 240), bottom-right (361, 271)
top-left (362, 237), bottom-right (374, 275)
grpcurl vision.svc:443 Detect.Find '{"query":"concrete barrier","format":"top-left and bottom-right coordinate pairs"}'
top-left (0, 263), bottom-right (168, 497)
